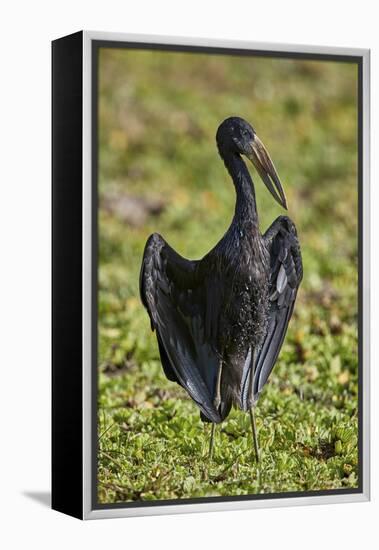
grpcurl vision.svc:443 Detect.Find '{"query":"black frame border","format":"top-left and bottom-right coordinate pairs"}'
top-left (52, 31), bottom-right (84, 519)
top-left (90, 40), bottom-right (364, 512)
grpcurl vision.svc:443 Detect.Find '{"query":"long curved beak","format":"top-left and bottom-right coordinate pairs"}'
top-left (246, 135), bottom-right (288, 210)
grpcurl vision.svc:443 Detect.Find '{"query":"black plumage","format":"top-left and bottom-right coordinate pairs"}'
top-left (140, 117), bottom-right (303, 458)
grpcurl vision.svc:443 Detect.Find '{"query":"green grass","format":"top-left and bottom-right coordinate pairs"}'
top-left (97, 48), bottom-right (359, 503)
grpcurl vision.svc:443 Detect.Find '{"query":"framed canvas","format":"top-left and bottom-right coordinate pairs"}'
top-left (52, 31), bottom-right (370, 520)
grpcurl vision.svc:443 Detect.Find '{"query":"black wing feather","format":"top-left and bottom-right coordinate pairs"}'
top-left (241, 216), bottom-right (302, 406)
top-left (140, 233), bottom-right (222, 423)
top-left (255, 216), bottom-right (302, 394)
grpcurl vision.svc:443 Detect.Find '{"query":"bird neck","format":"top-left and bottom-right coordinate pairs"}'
top-left (223, 152), bottom-right (259, 232)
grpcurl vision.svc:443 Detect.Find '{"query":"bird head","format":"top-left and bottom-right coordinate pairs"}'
top-left (216, 116), bottom-right (287, 209)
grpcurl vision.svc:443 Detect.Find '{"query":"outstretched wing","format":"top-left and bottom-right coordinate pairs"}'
top-left (241, 216), bottom-right (303, 406)
top-left (255, 216), bottom-right (303, 393)
top-left (139, 233), bottom-right (223, 423)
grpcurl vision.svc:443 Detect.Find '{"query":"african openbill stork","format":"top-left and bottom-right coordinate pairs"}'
top-left (140, 117), bottom-right (303, 461)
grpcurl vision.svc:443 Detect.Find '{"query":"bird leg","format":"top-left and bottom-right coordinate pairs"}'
top-left (209, 360), bottom-right (223, 459)
top-left (214, 360), bottom-right (223, 410)
top-left (248, 350), bottom-right (260, 462)
top-left (249, 408), bottom-right (260, 463)
top-left (208, 423), bottom-right (216, 460)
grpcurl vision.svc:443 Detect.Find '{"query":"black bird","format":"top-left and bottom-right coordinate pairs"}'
top-left (140, 117), bottom-right (303, 460)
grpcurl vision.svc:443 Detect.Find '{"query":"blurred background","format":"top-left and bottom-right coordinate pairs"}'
top-left (97, 47), bottom-right (359, 503)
